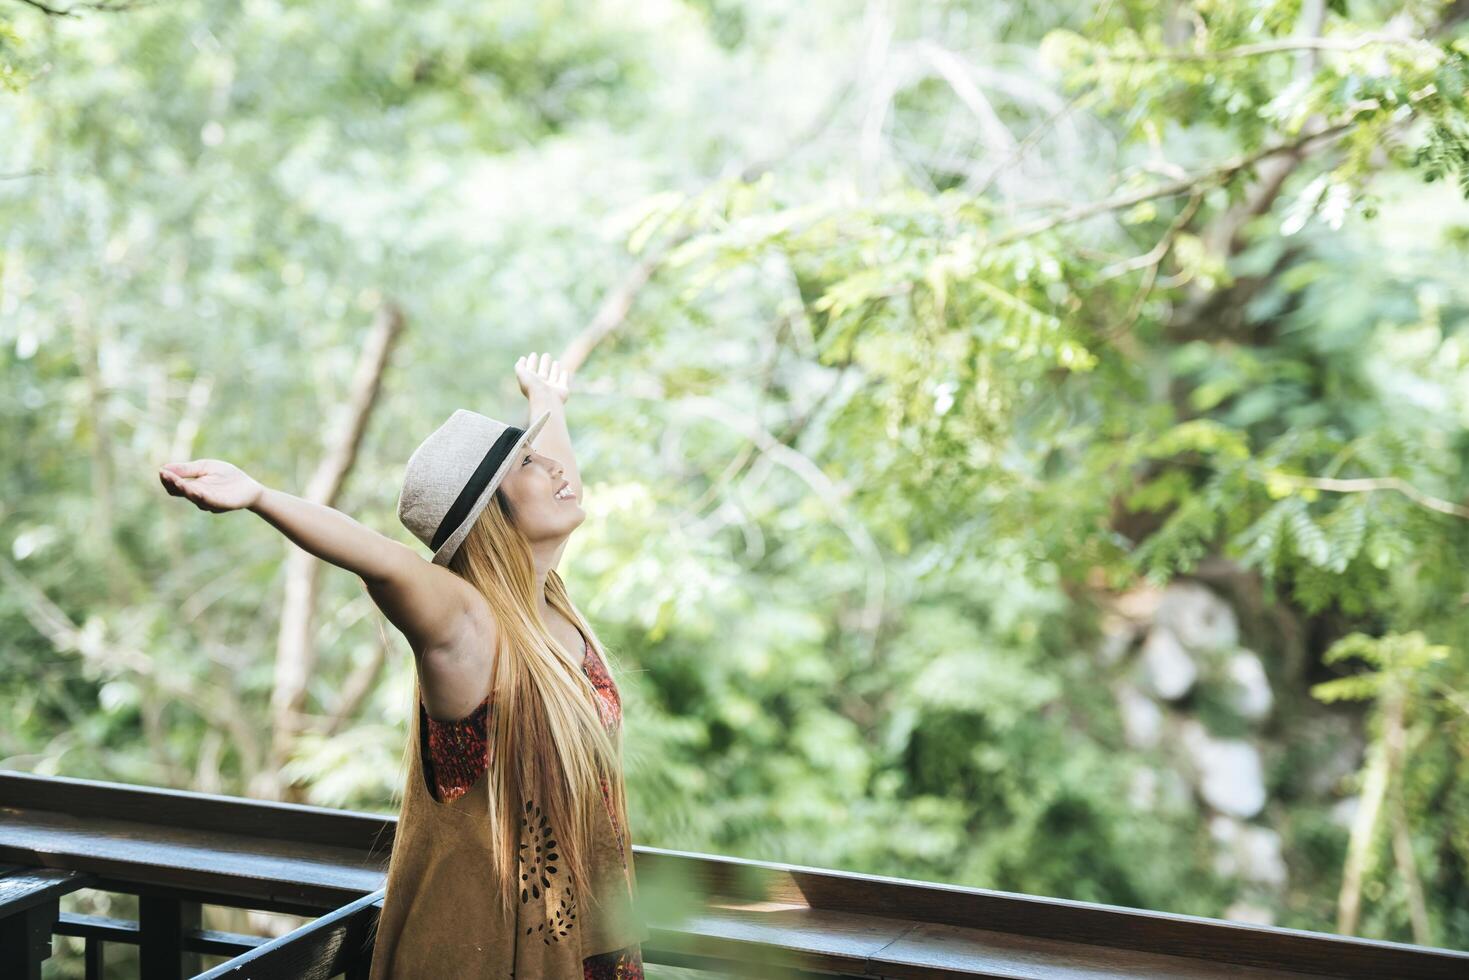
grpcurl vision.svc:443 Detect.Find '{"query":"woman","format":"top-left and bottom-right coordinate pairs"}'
top-left (158, 352), bottom-right (648, 979)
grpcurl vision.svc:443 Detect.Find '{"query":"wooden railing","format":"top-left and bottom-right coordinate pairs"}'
top-left (3, 769), bottom-right (1467, 979)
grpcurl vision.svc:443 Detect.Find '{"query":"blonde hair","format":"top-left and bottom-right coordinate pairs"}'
top-left (443, 488), bottom-right (632, 922)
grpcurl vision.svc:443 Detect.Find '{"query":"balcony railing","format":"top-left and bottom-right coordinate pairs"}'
top-left (3, 769), bottom-right (1467, 979)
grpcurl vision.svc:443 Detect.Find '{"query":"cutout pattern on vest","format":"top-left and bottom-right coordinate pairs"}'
top-left (518, 797), bottom-right (578, 946)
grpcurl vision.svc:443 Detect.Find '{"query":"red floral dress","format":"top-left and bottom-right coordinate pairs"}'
top-left (423, 631), bottom-right (644, 980)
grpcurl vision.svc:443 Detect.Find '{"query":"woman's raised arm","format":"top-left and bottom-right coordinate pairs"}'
top-left (516, 352), bottom-right (580, 500)
top-left (159, 460), bottom-right (472, 656)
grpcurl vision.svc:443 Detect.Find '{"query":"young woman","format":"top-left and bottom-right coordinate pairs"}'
top-left (159, 352), bottom-right (647, 979)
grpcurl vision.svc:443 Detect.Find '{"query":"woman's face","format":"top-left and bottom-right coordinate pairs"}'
top-left (497, 445), bottom-right (583, 541)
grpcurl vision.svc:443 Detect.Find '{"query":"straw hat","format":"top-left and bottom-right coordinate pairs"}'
top-left (397, 408), bottom-right (552, 567)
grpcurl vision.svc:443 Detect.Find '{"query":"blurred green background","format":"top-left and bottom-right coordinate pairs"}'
top-left (3, 0), bottom-right (1468, 974)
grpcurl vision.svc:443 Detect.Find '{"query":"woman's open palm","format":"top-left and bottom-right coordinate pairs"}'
top-left (158, 459), bottom-right (263, 513)
top-left (516, 351), bottom-right (571, 404)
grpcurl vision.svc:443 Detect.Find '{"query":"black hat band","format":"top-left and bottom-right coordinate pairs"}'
top-left (431, 425), bottom-right (525, 552)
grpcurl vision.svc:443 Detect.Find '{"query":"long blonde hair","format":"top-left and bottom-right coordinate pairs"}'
top-left (444, 487), bottom-right (632, 922)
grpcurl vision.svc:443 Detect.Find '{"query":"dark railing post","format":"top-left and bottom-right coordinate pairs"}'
top-left (139, 895), bottom-right (203, 979)
top-left (191, 888), bottom-right (384, 980)
top-left (84, 934), bottom-right (104, 980)
top-left (0, 866), bottom-right (94, 980)
top-left (0, 900), bottom-right (57, 980)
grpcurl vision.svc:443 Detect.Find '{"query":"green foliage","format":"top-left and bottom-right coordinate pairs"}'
top-left (0, 19), bottom-right (20, 94)
top-left (1414, 117), bottom-right (1469, 197)
top-left (1311, 631), bottom-right (1452, 705)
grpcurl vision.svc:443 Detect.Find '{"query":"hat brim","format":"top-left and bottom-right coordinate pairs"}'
top-left (431, 409), bottom-right (552, 567)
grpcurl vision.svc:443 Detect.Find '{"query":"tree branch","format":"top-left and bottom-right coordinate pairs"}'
top-left (266, 299), bottom-right (405, 800)
top-left (1337, 685), bottom-right (1392, 936)
top-left (992, 117), bottom-right (1361, 246)
top-left (7, 0), bottom-right (162, 16)
top-left (560, 242), bottom-right (677, 375)
top-left (1103, 33), bottom-right (1441, 63)
top-left (1386, 706), bottom-right (1432, 945)
top-left (1257, 473), bottom-right (1469, 520)
top-left (1100, 190), bottom-right (1203, 343)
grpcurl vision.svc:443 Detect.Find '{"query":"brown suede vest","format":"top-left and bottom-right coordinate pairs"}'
top-left (369, 667), bottom-right (648, 979)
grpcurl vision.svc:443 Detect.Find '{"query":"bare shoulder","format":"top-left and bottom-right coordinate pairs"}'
top-left (418, 575), bottom-right (501, 721)
top-left (363, 546), bottom-right (482, 659)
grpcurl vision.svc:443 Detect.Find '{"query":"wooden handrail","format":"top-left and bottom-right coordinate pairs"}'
top-left (192, 888), bottom-right (383, 980)
top-left (3, 770), bottom-right (1467, 979)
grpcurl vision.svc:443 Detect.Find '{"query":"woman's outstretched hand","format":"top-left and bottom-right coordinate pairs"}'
top-left (516, 351), bottom-right (571, 405)
top-left (158, 459), bottom-right (265, 513)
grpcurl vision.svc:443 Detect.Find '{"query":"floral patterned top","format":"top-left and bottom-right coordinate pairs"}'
top-left (422, 631), bottom-right (643, 980)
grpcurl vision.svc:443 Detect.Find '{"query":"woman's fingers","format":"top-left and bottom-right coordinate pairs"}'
top-left (164, 471), bottom-right (194, 497)
top-left (517, 352), bottom-right (569, 391)
top-left (159, 464), bottom-right (213, 509)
